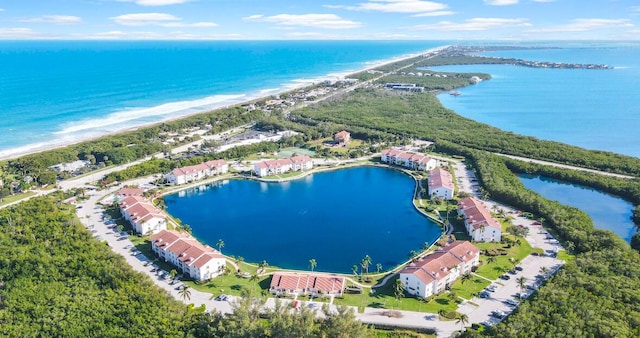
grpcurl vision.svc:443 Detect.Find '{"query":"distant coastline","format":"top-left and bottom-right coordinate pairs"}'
top-left (0, 44), bottom-right (448, 161)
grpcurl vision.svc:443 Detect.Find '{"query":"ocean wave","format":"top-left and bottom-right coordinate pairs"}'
top-left (55, 94), bottom-right (246, 135)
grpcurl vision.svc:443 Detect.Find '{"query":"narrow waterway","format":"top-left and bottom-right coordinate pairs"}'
top-left (519, 174), bottom-right (637, 242)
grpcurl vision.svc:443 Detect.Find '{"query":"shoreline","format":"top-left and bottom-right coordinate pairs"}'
top-left (0, 45), bottom-right (449, 162)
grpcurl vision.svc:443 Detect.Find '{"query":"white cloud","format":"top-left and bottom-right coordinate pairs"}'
top-left (532, 0), bottom-right (556, 2)
top-left (410, 18), bottom-right (531, 31)
top-left (484, 0), bottom-right (519, 5)
top-left (530, 18), bottom-right (633, 33)
top-left (243, 14), bottom-right (362, 29)
top-left (326, 0), bottom-right (447, 14)
top-left (0, 8), bottom-right (5, 12)
top-left (631, 6), bottom-right (640, 12)
top-left (412, 10), bottom-right (455, 17)
top-left (83, 30), bottom-right (242, 40)
top-left (20, 15), bottom-right (83, 24)
top-left (115, 0), bottom-right (192, 6)
top-left (0, 27), bottom-right (51, 39)
top-left (110, 12), bottom-right (216, 27)
top-left (162, 22), bottom-right (217, 27)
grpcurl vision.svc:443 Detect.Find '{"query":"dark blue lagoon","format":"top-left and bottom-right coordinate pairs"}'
top-left (519, 175), bottom-right (637, 242)
top-left (164, 166), bottom-right (442, 273)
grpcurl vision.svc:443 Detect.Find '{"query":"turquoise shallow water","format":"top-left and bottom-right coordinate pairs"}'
top-left (164, 166), bottom-right (442, 273)
top-left (0, 40), bottom-right (443, 158)
top-left (434, 44), bottom-right (640, 158)
top-left (519, 174), bottom-right (636, 242)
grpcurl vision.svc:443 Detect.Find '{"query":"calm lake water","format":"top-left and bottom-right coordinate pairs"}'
top-left (164, 166), bottom-right (442, 273)
top-left (519, 174), bottom-right (636, 242)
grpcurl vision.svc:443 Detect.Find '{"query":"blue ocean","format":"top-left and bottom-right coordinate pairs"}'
top-left (0, 40), bottom-right (443, 158)
top-left (434, 42), bottom-right (640, 158)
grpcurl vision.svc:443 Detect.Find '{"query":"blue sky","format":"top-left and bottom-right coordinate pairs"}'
top-left (0, 0), bottom-right (639, 40)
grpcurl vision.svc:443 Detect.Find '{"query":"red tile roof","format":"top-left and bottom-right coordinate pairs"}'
top-left (458, 197), bottom-right (501, 230)
top-left (270, 273), bottom-right (345, 294)
top-left (117, 187), bottom-right (144, 197)
top-left (400, 241), bottom-right (480, 285)
top-left (151, 230), bottom-right (224, 268)
top-left (428, 168), bottom-right (454, 190)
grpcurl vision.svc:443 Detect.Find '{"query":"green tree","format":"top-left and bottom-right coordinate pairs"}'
top-left (361, 255), bottom-right (371, 276)
top-left (216, 239), bottom-right (224, 253)
top-left (179, 286), bottom-right (192, 302)
top-left (309, 258), bottom-right (317, 272)
top-left (394, 278), bottom-right (404, 305)
top-left (376, 263), bottom-right (383, 274)
top-left (456, 313), bottom-right (469, 331)
top-left (516, 276), bottom-right (527, 298)
top-left (460, 273), bottom-right (472, 292)
top-left (352, 264), bottom-right (359, 276)
top-left (320, 305), bottom-right (371, 338)
top-left (487, 256), bottom-right (498, 265)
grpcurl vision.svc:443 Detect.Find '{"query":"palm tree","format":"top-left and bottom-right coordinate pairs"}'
top-left (216, 239), bottom-right (224, 253)
top-left (456, 313), bottom-right (469, 331)
top-left (408, 250), bottom-right (418, 262)
top-left (169, 269), bottom-right (178, 281)
top-left (460, 273), bottom-right (472, 292)
top-left (178, 286), bottom-right (191, 302)
top-left (361, 255), bottom-right (371, 276)
top-left (352, 264), bottom-right (358, 276)
top-left (376, 263), bottom-right (383, 274)
top-left (509, 257), bottom-right (517, 269)
top-left (309, 258), bottom-right (317, 272)
top-left (437, 309), bottom-right (447, 319)
top-left (486, 256), bottom-right (498, 265)
top-left (394, 278), bottom-right (404, 305)
top-left (516, 276), bottom-right (527, 298)
top-left (539, 266), bottom-right (549, 275)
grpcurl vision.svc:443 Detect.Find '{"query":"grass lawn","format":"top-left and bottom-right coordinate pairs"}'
top-left (474, 237), bottom-right (533, 280)
top-left (276, 147), bottom-right (316, 158)
top-left (332, 275), bottom-right (459, 314)
top-left (184, 263), bottom-right (271, 298)
top-left (0, 191), bottom-right (37, 207)
top-left (449, 275), bottom-right (491, 300)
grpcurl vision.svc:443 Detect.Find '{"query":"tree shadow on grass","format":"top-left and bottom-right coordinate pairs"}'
top-left (435, 298), bottom-right (450, 306)
top-left (367, 302), bottom-right (386, 308)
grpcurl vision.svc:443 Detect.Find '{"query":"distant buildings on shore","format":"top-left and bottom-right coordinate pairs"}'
top-left (254, 155), bottom-right (313, 177)
top-left (151, 230), bottom-right (226, 281)
top-left (458, 197), bottom-right (502, 242)
top-left (334, 130), bottom-right (351, 145)
top-left (166, 159), bottom-right (228, 185)
top-left (381, 149), bottom-right (437, 171)
top-left (384, 83), bottom-right (425, 93)
top-left (400, 241), bottom-right (480, 299)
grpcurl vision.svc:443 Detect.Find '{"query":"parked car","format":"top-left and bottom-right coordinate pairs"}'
top-left (504, 299), bottom-right (519, 307)
top-left (500, 274), bottom-right (511, 280)
top-left (478, 291), bottom-right (490, 298)
top-left (490, 311), bottom-right (505, 319)
top-left (508, 269), bottom-right (517, 275)
top-left (486, 285), bottom-right (497, 292)
top-left (515, 266), bottom-right (523, 271)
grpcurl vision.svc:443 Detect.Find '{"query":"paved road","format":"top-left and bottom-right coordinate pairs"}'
top-left (493, 153), bottom-right (636, 179)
